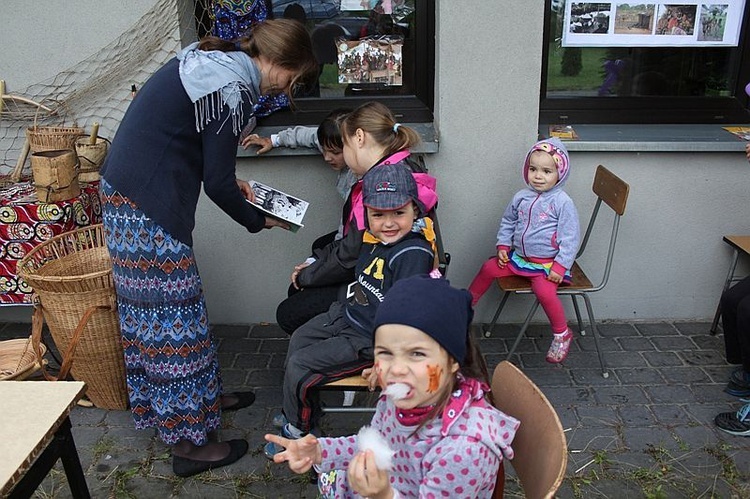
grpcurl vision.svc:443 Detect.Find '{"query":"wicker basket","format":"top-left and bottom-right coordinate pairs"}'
top-left (26, 125), bottom-right (84, 154)
top-left (0, 337), bottom-right (47, 381)
top-left (75, 137), bottom-right (109, 183)
top-left (17, 224), bottom-right (128, 410)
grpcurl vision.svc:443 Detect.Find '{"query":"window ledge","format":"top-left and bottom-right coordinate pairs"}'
top-left (538, 124), bottom-right (749, 152)
top-left (237, 122), bottom-right (439, 158)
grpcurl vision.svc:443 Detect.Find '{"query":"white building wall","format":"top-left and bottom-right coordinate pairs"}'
top-left (2, 1), bottom-right (749, 324)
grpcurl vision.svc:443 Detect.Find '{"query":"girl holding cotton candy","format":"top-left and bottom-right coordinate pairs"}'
top-left (265, 275), bottom-right (519, 498)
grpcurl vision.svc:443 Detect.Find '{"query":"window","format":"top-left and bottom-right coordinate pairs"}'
top-left (540, 1), bottom-right (750, 124)
top-left (195, 0), bottom-right (435, 126)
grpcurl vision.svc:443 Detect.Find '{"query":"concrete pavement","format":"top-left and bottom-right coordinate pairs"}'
top-left (2, 319), bottom-right (749, 498)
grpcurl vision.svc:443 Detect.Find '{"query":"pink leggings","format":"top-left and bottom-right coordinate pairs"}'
top-left (468, 257), bottom-right (568, 333)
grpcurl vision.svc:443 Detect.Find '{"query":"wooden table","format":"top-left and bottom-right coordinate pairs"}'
top-left (711, 235), bottom-right (750, 334)
top-left (0, 381), bottom-right (90, 498)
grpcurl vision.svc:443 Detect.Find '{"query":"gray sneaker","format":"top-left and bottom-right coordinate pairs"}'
top-left (730, 367), bottom-right (750, 387)
top-left (715, 403), bottom-right (750, 437)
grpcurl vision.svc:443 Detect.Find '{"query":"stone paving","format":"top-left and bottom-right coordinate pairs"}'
top-left (2, 319), bottom-right (749, 498)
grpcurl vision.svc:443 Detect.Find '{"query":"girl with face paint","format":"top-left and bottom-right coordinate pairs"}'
top-left (265, 275), bottom-right (519, 498)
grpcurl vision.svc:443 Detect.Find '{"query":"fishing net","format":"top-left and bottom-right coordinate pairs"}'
top-left (0, 0), bottom-right (215, 178)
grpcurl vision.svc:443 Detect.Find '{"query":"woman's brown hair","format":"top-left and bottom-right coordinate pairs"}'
top-left (199, 19), bottom-right (318, 104)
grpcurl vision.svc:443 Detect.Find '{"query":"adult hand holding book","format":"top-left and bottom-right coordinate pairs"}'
top-left (246, 180), bottom-right (309, 233)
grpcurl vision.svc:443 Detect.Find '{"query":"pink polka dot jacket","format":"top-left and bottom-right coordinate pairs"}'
top-left (315, 381), bottom-right (519, 498)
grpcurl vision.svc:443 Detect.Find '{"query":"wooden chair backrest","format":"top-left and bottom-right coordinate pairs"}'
top-left (491, 361), bottom-right (567, 499)
top-left (592, 165), bottom-right (629, 216)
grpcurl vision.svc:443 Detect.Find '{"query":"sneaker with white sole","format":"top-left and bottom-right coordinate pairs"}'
top-left (715, 402), bottom-right (750, 437)
top-left (546, 329), bottom-right (573, 364)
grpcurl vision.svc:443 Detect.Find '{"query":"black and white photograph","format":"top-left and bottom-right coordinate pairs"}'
top-left (249, 181), bottom-right (309, 231)
top-left (569, 3), bottom-right (612, 33)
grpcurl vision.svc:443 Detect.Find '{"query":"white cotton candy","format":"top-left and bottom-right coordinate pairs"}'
top-left (357, 426), bottom-right (394, 471)
top-left (383, 382), bottom-right (410, 401)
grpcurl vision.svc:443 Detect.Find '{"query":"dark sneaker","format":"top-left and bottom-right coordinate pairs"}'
top-left (724, 379), bottom-right (750, 397)
top-left (730, 368), bottom-right (750, 387)
top-left (715, 403), bottom-right (750, 437)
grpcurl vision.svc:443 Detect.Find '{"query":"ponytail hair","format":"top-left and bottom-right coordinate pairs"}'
top-left (340, 101), bottom-right (421, 156)
top-left (198, 19), bottom-right (318, 104)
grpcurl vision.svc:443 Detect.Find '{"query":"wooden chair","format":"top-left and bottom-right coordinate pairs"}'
top-left (710, 235), bottom-right (750, 334)
top-left (484, 165), bottom-right (630, 378)
top-left (491, 361), bottom-right (567, 499)
top-left (318, 371), bottom-right (377, 414)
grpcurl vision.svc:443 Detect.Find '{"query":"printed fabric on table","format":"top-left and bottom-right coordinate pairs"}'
top-left (0, 181), bottom-right (102, 305)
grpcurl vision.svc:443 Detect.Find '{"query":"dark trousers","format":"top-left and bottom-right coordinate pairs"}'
top-left (282, 302), bottom-right (373, 431)
top-left (721, 275), bottom-right (750, 372)
top-left (276, 231), bottom-right (352, 335)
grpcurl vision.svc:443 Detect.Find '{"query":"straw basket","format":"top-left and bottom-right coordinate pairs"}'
top-left (26, 125), bottom-right (84, 154)
top-left (75, 137), bottom-right (109, 183)
top-left (0, 337), bottom-right (47, 381)
top-left (30, 149), bottom-right (81, 202)
top-left (17, 224), bottom-right (128, 410)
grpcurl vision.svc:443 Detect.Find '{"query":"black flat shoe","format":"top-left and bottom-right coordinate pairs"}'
top-left (172, 439), bottom-right (249, 478)
top-left (222, 391), bottom-right (256, 412)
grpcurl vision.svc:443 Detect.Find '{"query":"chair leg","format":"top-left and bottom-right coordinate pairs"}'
top-left (579, 293), bottom-right (608, 378)
top-left (507, 300), bottom-right (540, 360)
top-left (711, 249), bottom-right (739, 335)
top-left (570, 295), bottom-right (585, 335)
top-left (484, 291), bottom-right (511, 338)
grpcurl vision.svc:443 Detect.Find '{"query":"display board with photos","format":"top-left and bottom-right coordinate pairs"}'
top-left (562, 1), bottom-right (746, 47)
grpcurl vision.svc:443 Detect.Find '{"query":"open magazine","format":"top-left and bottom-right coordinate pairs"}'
top-left (247, 180), bottom-right (309, 232)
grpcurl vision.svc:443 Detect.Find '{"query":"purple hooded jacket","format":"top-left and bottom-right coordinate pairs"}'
top-left (495, 138), bottom-right (580, 276)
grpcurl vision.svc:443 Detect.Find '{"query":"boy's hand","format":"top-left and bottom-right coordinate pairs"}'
top-left (745, 142), bottom-right (750, 162)
top-left (547, 270), bottom-right (563, 284)
top-left (264, 433), bottom-right (321, 474)
top-left (497, 249), bottom-right (509, 267)
top-left (236, 179), bottom-right (256, 203)
top-left (291, 261), bottom-right (312, 289)
top-left (347, 450), bottom-right (393, 499)
top-left (242, 134), bottom-right (273, 154)
top-left (361, 367), bottom-right (379, 391)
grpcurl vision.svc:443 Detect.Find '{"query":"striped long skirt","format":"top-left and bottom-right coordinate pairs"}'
top-left (100, 179), bottom-right (222, 445)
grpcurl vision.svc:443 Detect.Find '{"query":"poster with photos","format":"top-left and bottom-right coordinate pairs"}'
top-left (336, 36), bottom-right (403, 85)
top-left (340, 0), bottom-right (413, 19)
top-left (562, 1), bottom-right (745, 47)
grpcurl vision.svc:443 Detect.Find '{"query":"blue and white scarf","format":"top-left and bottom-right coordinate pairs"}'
top-left (177, 42), bottom-right (261, 135)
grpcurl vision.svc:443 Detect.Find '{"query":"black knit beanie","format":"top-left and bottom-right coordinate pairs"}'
top-left (373, 275), bottom-right (473, 365)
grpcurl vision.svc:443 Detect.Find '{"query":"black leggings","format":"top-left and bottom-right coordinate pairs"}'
top-left (721, 275), bottom-right (750, 372)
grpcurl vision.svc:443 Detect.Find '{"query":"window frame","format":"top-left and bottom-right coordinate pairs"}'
top-left (208, 0), bottom-right (436, 127)
top-left (539, 1), bottom-right (750, 124)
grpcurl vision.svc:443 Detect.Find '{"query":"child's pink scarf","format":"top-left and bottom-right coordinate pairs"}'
top-left (394, 376), bottom-right (489, 436)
